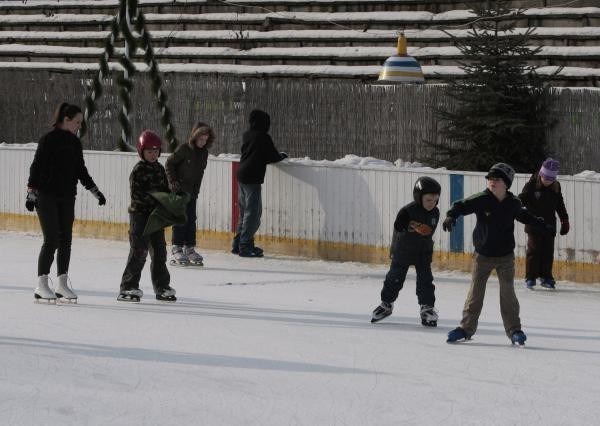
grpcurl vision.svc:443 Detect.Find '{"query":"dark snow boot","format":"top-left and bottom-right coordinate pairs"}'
top-left (239, 247), bottom-right (264, 258)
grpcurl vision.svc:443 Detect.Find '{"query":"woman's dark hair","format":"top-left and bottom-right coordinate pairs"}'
top-left (52, 102), bottom-right (82, 127)
top-left (187, 121), bottom-right (215, 149)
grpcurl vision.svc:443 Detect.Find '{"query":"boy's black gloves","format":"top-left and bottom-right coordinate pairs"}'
top-left (560, 220), bottom-right (570, 235)
top-left (90, 186), bottom-right (106, 205)
top-left (442, 217), bottom-right (456, 232)
top-left (25, 189), bottom-right (38, 211)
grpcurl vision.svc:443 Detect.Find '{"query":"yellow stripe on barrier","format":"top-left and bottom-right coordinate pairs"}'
top-left (2, 213), bottom-right (599, 283)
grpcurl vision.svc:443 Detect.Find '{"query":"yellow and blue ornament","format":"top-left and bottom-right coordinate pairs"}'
top-left (378, 34), bottom-right (425, 83)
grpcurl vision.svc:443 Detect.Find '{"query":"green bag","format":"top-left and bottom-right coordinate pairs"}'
top-left (143, 191), bottom-right (191, 236)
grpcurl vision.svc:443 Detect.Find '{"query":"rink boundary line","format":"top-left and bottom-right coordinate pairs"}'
top-left (3, 212), bottom-right (599, 284)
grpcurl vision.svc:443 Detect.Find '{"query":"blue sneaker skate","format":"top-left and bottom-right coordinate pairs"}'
top-left (511, 330), bottom-right (527, 346)
top-left (525, 279), bottom-right (536, 289)
top-left (447, 327), bottom-right (470, 343)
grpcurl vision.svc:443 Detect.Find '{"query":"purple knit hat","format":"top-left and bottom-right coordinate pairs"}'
top-left (539, 158), bottom-right (560, 181)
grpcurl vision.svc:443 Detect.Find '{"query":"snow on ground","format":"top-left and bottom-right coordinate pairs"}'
top-left (1, 231), bottom-right (599, 426)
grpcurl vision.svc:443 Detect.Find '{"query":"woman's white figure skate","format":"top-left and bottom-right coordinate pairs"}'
top-left (34, 275), bottom-right (56, 304)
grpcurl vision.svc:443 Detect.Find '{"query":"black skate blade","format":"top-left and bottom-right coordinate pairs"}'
top-left (155, 296), bottom-right (177, 303)
top-left (169, 260), bottom-right (191, 267)
top-left (117, 295), bottom-right (140, 303)
top-left (421, 319), bottom-right (437, 327)
top-left (370, 312), bottom-right (392, 323)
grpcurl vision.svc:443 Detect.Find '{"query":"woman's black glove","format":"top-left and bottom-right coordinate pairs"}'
top-left (90, 186), bottom-right (106, 205)
top-left (559, 220), bottom-right (570, 236)
top-left (25, 189), bottom-right (38, 212)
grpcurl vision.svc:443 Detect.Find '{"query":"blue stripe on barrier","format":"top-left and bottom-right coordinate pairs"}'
top-left (449, 174), bottom-right (464, 253)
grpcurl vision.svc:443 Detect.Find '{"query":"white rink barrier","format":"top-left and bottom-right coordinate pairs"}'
top-left (1, 145), bottom-right (599, 282)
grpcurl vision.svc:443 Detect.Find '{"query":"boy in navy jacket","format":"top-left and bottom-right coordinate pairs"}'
top-left (444, 163), bottom-right (551, 345)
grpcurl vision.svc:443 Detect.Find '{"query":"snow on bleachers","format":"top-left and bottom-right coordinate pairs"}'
top-left (0, 1), bottom-right (598, 86)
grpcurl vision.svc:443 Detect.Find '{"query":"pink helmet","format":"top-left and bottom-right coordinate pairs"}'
top-left (136, 130), bottom-right (162, 158)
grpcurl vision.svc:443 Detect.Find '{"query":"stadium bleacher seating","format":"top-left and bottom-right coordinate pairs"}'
top-left (0, 0), bottom-right (598, 85)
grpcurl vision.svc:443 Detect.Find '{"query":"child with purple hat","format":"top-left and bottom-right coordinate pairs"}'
top-left (518, 158), bottom-right (569, 289)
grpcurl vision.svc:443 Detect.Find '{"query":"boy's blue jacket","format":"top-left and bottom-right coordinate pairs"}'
top-left (446, 189), bottom-right (545, 257)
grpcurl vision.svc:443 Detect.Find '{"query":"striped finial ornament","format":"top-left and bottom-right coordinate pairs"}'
top-left (378, 34), bottom-right (425, 84)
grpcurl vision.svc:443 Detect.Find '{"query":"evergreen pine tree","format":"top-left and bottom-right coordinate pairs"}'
top-left (431, 0), bottom-right (551, 172)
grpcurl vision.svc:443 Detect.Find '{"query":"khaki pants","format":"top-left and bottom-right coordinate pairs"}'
top-left (460, 253), bottom-right (521, 338)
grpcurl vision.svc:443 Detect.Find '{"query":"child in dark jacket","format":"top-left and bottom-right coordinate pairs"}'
top-left (165, 122), bottom-right (215, 266)
top-left (518, 158), bottom-right (569, 289)
top-left (443, 163), bottom-right (552, 345)
top-left (119, 130), bottom-right (176, 303)
top-left (371, 177), bottom-right (441, 327)
top-left (232, 109), bottom-right (287, 257)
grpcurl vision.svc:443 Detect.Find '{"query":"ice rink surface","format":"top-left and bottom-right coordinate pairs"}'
top-left (1, 231), bottom-right (599, 426)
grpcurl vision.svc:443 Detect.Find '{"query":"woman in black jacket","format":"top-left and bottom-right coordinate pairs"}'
top-left (27, 103), bottom-right (106, 303)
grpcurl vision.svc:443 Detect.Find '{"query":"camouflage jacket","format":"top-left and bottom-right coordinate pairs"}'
top-left (128, 160), bottom-right (169, 214)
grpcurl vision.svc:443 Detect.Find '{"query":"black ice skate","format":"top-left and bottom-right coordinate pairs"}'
top-left (371, 301), bottom-right (393, 323)
top-left (117, 289), bottom-right (143, 303)
top-left (170, 245), bottom-right (190, 267)
top-left (420, 305), bottom-right (438, 327)
top-left (156, 287), bottom-right (177, 302)
top-left (183, 246), bottom-right (204, 266)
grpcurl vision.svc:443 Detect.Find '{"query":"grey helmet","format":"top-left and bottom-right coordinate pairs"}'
top-left (413, 176), bottom-right (441, 205)
top-left (486, 163), bottom-right (515, 188)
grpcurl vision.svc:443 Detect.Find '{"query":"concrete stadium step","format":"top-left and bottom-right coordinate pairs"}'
top-left (2, 28), bottom-right (599, 49)
top-left (1, 9), bottom-right (599, 31)
top-left (0, 0), bottom-right (540, 15)
top-left (1, 43), bottom-right (598, 68)
top-left (1, 60), bottom-right (598, 87)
